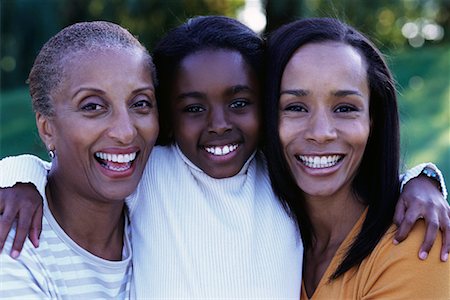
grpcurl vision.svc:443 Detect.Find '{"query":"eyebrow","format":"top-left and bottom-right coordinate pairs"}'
top-left (176, 91), bottom-right (205, 101)
top-left (280, 89), bottom-right (309, 97)
top-left (230, 85), bottom-right (254, 94)
top-left (72, 87), bottom-right (106, 98)
top-left (72, 86), bottom-right (154, 98)
top-left (176, 85), bottom-right (254, 101)
top-left (333, 90), bottom-right (363, 97)
top-left (279, 89), bottom-right (363, 97)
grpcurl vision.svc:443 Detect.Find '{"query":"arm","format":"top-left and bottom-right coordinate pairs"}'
top-left (395, 162), bottom-right (449, 261)
top-left (0, 155), bottom-right (50, 257)
top-left (0, 226), bottom-right (52, 299)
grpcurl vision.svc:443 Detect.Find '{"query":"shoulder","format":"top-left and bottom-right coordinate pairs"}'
top-left (0, 224), bottom-right (53, 297)
top-left (376, 221), bottom-right (441, 260)
top-left (359, 221), bottom-right (449, 298)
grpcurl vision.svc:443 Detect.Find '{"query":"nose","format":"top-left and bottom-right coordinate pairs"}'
top-left (107, 108), bottom-right (137, 144)
top-left (208, 106), bottom-right (232, 135)
top-left (305, 108), bottom-right (337, 144)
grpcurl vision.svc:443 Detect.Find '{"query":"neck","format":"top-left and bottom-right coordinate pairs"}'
top-left (302, 187), bottom-right (366, 298)
top-left (46, 174), bottom-right (125, 261)
top-left (305, 187), bottom-right (366, 252)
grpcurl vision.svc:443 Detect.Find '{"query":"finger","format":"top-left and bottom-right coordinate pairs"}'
top-left (29, 204), bottom-right (43, 248)
top-left (10, 210), bottom-right (34, 259)
top-left (393, 197), bottom-right (407, 226)
top-left (394, 213), bottom-right (417, 244)
top-left (440, 218), bottom-right (450, 262)
top-left (0, 205), bottom-right (20, 253)
top-left (418, 217), bottom-right (439, 260)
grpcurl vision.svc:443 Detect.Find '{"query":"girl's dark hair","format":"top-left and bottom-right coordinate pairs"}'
top-left (263, 17), bottom-right (400, 279)
top-left (152, 15), bottom-right (264, 145)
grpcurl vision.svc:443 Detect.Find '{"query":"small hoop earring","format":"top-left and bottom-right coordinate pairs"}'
top-left (48, 149), bottom-right (55, 160)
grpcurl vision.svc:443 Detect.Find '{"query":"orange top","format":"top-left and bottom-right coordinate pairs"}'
top-left (301, 210), bottom-right (450, 300)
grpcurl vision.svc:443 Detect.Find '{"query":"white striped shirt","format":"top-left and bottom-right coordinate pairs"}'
top-left (0, 183), bottom-right (132, 299)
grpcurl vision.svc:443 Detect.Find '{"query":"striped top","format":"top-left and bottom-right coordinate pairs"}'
top-left (0, 173), bottom-right (132, 299)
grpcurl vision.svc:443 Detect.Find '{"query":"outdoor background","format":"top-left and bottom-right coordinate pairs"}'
top-left (1, 0), bottom-right (449, 186)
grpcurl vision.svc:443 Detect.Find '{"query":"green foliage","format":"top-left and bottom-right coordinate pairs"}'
top-left (389, 46), bottom-right (450, 183)
top-left (265, 0), bottom-right (449, 50)
top-left (1, 0), bottom-right (245, 90)
top-left (0, 88), bottom-right (47, 159)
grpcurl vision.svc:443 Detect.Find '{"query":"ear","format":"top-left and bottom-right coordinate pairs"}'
top-left (36, 112), bottom-right (56, 151)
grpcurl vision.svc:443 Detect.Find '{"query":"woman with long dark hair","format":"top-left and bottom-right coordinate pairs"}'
top-left (264, 17), bottom-right (449, 299)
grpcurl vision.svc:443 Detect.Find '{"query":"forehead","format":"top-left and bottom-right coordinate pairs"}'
top-left (176, 49), bottom-right (257, 89)
top-left (281, 42), bottom-right (368, 89)
top-left (54, 48), bottom-right (152, 96)
top-left (63, 48), bottom-right (148, 77)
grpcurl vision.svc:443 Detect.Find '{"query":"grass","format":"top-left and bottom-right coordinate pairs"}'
top-left (1, 46), bottom-right (449, 186)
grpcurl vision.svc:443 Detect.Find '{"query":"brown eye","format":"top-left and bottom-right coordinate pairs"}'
top-left (285, 104), bottom-right (307, 112)
top-left (183, 104), bottom-right (205, 113)
top-left (81, 103), bottom-right (104, 111)
top-left (132, 100), bottom-right (152, 108)
top-left (335, 105), bottom-right (357, 113)
top-left (230, 99), bottom-right (249, 109)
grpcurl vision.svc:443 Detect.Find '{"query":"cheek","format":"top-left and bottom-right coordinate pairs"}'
top-left (278, 117), bottom-right (299, 148)
top-left (243, 111), bottom-right (261, 138)
top-left (346, 121), bottom-right (370, 153)
top-left (173, 117), bottom-right (200, 147)
top-left (140, 117), bottom-right (159, 143)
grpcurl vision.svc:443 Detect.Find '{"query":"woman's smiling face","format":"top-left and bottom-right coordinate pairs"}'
top-left (170, 49), bottom-right (261, 178)
top-left (43, 48), bottom-right (158, 201)
top-left (278, 42), bottom-right (370, 198)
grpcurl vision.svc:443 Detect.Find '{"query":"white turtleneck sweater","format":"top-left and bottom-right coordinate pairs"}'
top-left (127, 145), bottom-right (303, 299)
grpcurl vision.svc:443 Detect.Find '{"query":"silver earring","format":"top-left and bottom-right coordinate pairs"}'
top-left (48, 149), bottom-right (55, 159)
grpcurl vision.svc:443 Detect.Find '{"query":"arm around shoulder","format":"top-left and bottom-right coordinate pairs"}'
top-left (0, 227), bottom-right (51, 299)
top-left (362, 222), bottom-right (450, 299)
top-left (0, 154), bottom-right (51, 197)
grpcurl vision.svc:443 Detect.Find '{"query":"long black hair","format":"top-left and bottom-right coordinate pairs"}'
top-left (152, 15), bottom-right (264, 145)
top-left (263, 17), bottom-right (401, 279)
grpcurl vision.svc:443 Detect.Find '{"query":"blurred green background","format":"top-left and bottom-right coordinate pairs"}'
top-left (1, 0), bottom-right (449, 185)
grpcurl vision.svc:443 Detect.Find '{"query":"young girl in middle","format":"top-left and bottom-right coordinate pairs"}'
top-left (129, 15), bottom-right (303, 298)
top-left (1, 16), bottom-right (447, 299)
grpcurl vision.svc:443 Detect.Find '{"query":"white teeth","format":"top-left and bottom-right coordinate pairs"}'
top-left (297, 155), bottom-right (342, 169)
top-left (95, 152), bottom-right (137, 163)
top-left (104, 164), bottom-right (130, 172)
top-left (205, 144), bottom-right (239, 156)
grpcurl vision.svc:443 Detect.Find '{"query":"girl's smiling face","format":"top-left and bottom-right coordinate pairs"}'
top-left (170, 49), bottom-right (261, 178)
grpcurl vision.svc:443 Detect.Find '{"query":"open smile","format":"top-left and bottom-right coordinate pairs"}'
top-left (204, 144), bottom-right (239, 156)
top-left (95, 151), bottom-right (138, 172)
top-left (296, 154), bottom-right (344, 169)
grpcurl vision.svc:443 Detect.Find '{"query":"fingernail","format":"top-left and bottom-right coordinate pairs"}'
top-left (393, 239), bottom-right (399, 245)
top-left (10, 250), bottom-right (19, 259)
top-left (419, 251), bottom-right (428, 260)
top-left (442, 253), bottom-right (448, 262)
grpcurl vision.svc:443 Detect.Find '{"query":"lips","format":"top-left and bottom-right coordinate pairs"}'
top-left (204, 144), bottom-right (239, 156)
top-left (95, 151), bottom-right (138, 172)
top-left (296, 154), bottom-right (343, 169)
